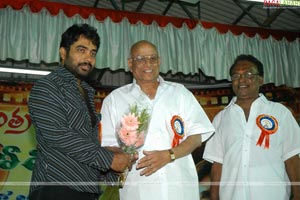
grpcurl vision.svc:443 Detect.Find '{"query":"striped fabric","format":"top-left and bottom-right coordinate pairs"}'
top-left (28, 67), bottom-right (117, 194)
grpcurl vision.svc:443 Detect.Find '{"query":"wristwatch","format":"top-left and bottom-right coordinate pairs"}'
top-left (169, 149), bottom-right (176, 162)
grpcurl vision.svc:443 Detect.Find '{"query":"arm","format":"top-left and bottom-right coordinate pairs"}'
top-left (29, 80), bottom-right (126, 172)
top-left (100, 93), bottom-right (135, 172)
top-left (137, 134), bottom-right (201, 176)
top-left (210, 161), bottom-right (222, 200)
top-left (137, 86), bottom-right (214, 176)
top-left (285, 155), bottom-right (300, 200)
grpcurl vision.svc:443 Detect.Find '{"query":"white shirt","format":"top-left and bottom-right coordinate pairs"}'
top-left (203, 94), bottom-right (300, 200)
top-left (101, 76), bottom-right (215, 200)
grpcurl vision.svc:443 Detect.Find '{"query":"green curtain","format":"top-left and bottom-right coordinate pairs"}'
top-left (0, 6), bottom-right (299, 87)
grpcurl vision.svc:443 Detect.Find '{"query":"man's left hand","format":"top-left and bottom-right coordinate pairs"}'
top-left (136, 150), bottom-right (171, 176)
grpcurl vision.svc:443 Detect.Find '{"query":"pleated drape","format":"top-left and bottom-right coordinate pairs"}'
top-left (0, 6), bottom-right (299, 87)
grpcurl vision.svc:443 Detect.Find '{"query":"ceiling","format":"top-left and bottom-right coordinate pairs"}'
top-left (43, 0), bottom-right (300, 31)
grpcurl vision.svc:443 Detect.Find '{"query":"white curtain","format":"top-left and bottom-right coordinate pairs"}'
top-left (0, 6), bottom-right (299, 87)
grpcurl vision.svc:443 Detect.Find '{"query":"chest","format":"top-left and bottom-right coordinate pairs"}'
top-left (219, 109), bottom-right (283, 151)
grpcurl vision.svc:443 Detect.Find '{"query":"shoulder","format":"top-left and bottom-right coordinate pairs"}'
top-left (30, 68), bottom-right (73, 102)
top-left (213, 109), bottom-right (225, 121)
top-left (163, 80), bottom-right (184, 88)
top-left (163, 80), bottom-right (190, 94)
top-left (103, 83), bottom-right (132, 102)
top-left (31, 71), bottom-right (61, 93)
top-left (109, 83), bottom-right (132, 95)
top-left (263, 98), bottom-right (291, 112)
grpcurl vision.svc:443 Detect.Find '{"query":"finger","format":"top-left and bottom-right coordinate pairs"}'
top-left (143, 150), bottom-right (154, 156)
top-left (140, 164), bottom-right (155, 176)
top-left (134, 152), bottom-right (139, 160)
top-left (137, 158), bottom-right (147, 168)
top-left (146, 164), bottom-right (154, 176)
top-left (140, 165), bottom-right (150, 176)
top-left (138, 155), bottom-right (149, 164)
top-left (136, 159), bottom-right (152, 170)
top-left (137, 153), bottom-right (156, 168)
top-left (130, 153), bottom-right (134, 162)
top-left (143, 150), bottom-right (149, 155)
top-left (128, 163), bottom-right (132, 171)
top-left (130, 154), bottom-right (138, 165)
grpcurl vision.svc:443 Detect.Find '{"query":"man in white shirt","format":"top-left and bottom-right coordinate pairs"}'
top-left (101, 40), bottom-right (215, 200)
top-left (203, 54), bottom-right (300, 200)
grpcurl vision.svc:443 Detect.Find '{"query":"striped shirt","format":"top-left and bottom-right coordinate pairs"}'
top-left (28, 67), bottom-right (116, 194)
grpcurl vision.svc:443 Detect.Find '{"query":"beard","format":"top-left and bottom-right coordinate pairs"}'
top-left (64, 61), bottom-right (93, 81)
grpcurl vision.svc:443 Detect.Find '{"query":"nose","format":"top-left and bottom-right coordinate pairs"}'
top-left (144, 58), bottom-right (152, 65)
top-left (239, 74), bottom-right (246, 79)
top-left (237, 75), bottom-right (248, 83)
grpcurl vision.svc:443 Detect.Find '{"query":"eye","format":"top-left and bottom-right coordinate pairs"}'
top-left (90, 51), bottom-right (97, 58)
top-left (231, 74), bottom-right (240, 80)
top-left (133, 56), bottom-right (146, 64)
top-left (245, 72), bottom-right (253, 78)
top-left (77, 47), bottom-right (85, 54)
top-left (149, 56), bottom-right (158, 63)
top-left (137, 56), bottom-right (145, 62)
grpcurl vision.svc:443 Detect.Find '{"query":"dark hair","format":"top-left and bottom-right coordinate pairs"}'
top-left (230, 54), bottom-right (264, 76)
top-left (59, 23), bottom-right (100, 52)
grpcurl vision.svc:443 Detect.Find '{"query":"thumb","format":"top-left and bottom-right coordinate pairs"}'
top-left (143, 150), bottom-right (151, 155)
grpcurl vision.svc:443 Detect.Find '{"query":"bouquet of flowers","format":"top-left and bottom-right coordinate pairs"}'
top-left (117, 103), bottom-right (151, 187)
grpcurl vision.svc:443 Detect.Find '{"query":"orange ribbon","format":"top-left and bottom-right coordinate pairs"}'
top-left (256, 114), bottom-right (278, 149)
top-left (171, 115), bottom-right (185, 147)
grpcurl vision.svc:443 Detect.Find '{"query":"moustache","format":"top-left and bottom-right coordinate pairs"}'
top-left (78, 62), bottom-right (92, 68)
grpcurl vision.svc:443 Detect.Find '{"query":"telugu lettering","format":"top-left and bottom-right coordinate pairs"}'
top-left (0, 107), bottom-right (32, 135)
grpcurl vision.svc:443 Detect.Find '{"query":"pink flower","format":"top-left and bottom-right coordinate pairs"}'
top-left (121, 113), bottom-right (139, 131)
top-left (118, 127), bottom-right (138, 146)
top-left (117, 104), bottom-right (151, 154)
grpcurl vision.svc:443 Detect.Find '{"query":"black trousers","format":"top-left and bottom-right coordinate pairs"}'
top-left (28, 186), bottom-right (99, 200)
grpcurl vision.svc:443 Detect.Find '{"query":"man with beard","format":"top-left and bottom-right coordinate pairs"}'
top-left (28, 23), bottom-right (132, 200)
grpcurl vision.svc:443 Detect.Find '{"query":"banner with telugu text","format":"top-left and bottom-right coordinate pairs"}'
top-left (0, 83), bottom-right (34, 200)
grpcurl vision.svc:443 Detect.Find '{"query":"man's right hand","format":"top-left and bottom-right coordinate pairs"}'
top-left (105, 146), bottom-right (136, 172)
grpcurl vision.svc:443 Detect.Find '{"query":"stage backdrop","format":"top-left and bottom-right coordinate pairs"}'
top-left (0, 81), bottom-right (299, 199)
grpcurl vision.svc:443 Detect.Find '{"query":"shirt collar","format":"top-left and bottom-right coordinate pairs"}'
top-left (226, 93), bottom-right (267, 108)
top-left (56, 66), bottom-right (94, 93)
top-left (56, 66), bottom-right (77, 83)
top-left (131, 75), bottom-right (164, 90)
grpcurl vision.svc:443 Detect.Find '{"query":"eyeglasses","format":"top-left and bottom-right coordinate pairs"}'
top-left (231, 71), bottom-right (260, 80)
top-left (131, 55), bottom-right (159, 65)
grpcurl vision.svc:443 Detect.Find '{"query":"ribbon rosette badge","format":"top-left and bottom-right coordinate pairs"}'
top-left (256, 114), bottom-right (278, 149)
top-left (170, 115), bottom-right (185, 148)
top-left (117, 104), bottom-right (151, 187)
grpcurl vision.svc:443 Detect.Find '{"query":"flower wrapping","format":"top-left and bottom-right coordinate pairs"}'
top-left (117, 103), bottom-right (151, 187)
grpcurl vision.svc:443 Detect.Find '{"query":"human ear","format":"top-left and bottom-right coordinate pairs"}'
top-left (128, 58), bottom-right (133, 72)
top-left (59, 47), bottom-right (67, 61)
